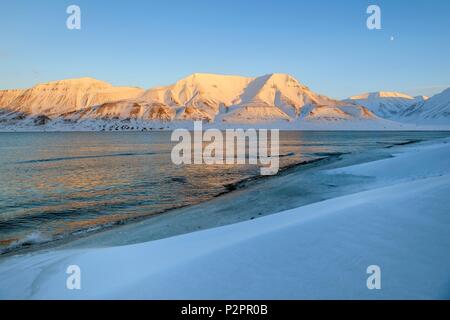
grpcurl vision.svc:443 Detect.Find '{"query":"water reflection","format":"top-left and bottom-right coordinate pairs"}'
top-left (0, 131), bottom-right (449, 252)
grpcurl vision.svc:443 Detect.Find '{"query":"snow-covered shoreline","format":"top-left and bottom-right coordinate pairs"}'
top-left (0, 138), bottom-right (449, 299)
top-left (2, 75), bottom-right (450, 131)
top-left (1, 118), bottom-right (450, 132)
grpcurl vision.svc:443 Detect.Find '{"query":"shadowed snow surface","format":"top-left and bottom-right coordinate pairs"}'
top-left (0, 139), bottom-right (449, 299)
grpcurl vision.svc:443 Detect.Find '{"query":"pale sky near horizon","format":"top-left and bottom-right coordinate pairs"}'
top-left (1, 0), bottom-right (449, 99)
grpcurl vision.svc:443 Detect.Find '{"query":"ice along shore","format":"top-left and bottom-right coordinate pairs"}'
top-left (0, 137), bottom-right (449, 299)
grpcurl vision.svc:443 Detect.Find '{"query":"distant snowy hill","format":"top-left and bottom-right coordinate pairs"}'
top-left (66, 73), bottom-right (378, 125)
top-left (0, 78), bottom-right (143, 126)
top-left (344, 91), bottom-right (428, 119)
top-left (401, 87), bottom-right (450, 124)
top-left (0, 73), bottom-right (386, 130)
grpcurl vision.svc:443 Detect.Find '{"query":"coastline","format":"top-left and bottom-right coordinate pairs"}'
top-left (1, 121), bottom-right (450, 132)
top-left (0, 136), bottom-right (449, 298)
top-left (54, 136), bottom-right (437, 252)
top-left (0, 135), bottom-right (443, 256)
top-left (0, 132), bottom-right (422, 257)
top-left (0, 151), bottom-right (346, 256)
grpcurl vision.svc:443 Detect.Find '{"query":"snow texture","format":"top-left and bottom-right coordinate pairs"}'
top-left (0, 138), bottom-right (449, 299)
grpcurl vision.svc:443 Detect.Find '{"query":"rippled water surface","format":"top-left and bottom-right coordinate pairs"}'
top-left (1, 131), bottom-right (449, 252)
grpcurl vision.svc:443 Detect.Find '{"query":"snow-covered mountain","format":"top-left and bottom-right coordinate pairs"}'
top-left (0, 89), bottom-right (25, 108)
top-left (0, 78), bottom-right (143, 125)
top-left (0, 73), bottom-right (390, 130)
top-left (344, 91), bottom-right (428, 119)
top-left (58, 73), bottom-right (378, 127)
top-left (401, 87), bottom-right (450, 123)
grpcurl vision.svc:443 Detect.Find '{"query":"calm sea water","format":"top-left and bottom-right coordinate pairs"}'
top-left (0, 131), bottom-right (449, 252)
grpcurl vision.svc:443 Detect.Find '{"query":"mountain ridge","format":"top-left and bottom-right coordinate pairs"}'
top-left (401, 87), bottom-right (450, 123)
top-left (1, 74), bottom-right (448, 130)
top-left (52, 73), bottom-right (378, 127)
top-left (344, 91), bottom-right (429, 119)
top-left (0, 77), bottom-right (144, 119)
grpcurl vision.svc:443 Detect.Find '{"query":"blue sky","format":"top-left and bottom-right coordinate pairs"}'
top-left (1, 0), bottom-right (449, 99)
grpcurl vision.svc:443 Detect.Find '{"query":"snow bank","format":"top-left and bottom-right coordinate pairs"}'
top-left (0, 139), bottom-right (449, 299)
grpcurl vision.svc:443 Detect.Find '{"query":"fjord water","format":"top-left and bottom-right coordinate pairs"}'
top-left (0, 131), bottom-right (449, 253)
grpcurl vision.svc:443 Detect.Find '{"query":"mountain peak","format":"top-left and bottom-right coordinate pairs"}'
top-left (0, 73), bottom-right (380, 127)
top-left (414, 95), bottom-right (429, 101)
top-left (173, 73), bottom-right (253, 93)
top-left (419, 87), bottom-right (450, 105)
top-left (252, 73), bottom-right (309, 92)
top-left (0, 77), bottom-right (143, 117)
top-left (35, 77), bottom-right (113, 89)
top-left (346, 91), bottom-right (418, 119)
top-left (263, 73), bottom-right (295, 79)
top-left (182, 73), bottom-right (250, 82)
top-left (350, 91), bottom-right (414, 100)
top-left (401, 87), bottom-right (450, 121)
top-left (438, 87), bottom-right (450, 96)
